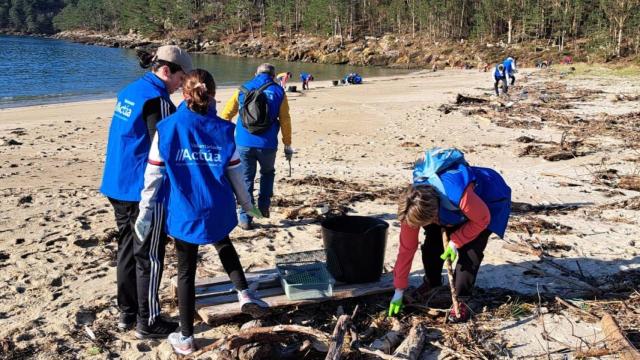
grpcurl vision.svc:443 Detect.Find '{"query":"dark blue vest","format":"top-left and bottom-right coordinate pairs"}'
top-left (235, 73), bottom-right (284, 149)
top-left (100, 72), bottom-right (172, 201)
top-left (157, 104), bottom-right (238, 244)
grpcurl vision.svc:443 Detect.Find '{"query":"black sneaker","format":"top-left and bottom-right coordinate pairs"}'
top-left (259, 207), bottom-right (270, 218)
top-left (118, 313), bottom-right (136, 331)
top-left (135, 318), bottom-right (179, 339)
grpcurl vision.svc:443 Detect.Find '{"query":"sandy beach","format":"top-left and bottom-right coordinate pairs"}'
top-left (1, 69), bottom-right (639, 359)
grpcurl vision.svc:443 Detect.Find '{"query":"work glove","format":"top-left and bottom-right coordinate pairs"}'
top-left (134, 209), bottom-right (153, 243)
top-left (246, 205), bottom-right (263, 219)
top-left (440, 241), bottom-right (459, 263)
top-left (388, 289), bottom-right (404, 317)
top-left (284, 145), bottom-right (294, 161)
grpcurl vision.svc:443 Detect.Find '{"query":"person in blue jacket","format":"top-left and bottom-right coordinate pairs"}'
top-left (503, 56), bottom-right (517, 85)
top-left (135, 69), bottom-right (269, 356)
top-left (300, 72), bottom-right (314, 90)
top-left (100, 45), bottom-right (192, 338)
top-left (493, 63), bottom-right (508, 96)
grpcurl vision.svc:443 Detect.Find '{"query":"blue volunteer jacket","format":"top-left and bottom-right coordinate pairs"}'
top-left (429, 163), bottom-right (512, 238)
top-left (503, 57), bottom-right (515, 74)
top-left (100, 72), bottom-right (173, 201)
top-left (157, 104), bottom-right (238, 245)
top-left (494, 65), bottom-right (506, 80)
top-left (235, 73), bottom-right (284, 149)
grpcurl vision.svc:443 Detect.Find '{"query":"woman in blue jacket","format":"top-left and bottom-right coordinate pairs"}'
top-left (135, 69), bottom-right (268, 355)
top-left (100, 45), bottom-right (192, 338)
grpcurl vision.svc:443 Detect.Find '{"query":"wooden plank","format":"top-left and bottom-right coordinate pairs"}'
top-left (601, 313), bottom-right (640, 360)
top-left (197, 271), bottom-right (427, 325)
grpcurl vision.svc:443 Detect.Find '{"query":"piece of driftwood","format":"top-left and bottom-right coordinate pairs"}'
top-left (502, 243), bottom-right (543, 257)
top-left (441, 229), bottom-right (461, 319)
top-left (325, 315), bottom-right (351, 360)
top-left (191, 325), bottom-right (331, 358)
top-left (391, 320), bottom-right (428, 360)
top-left (456, 94), bottom-right (489, 104)
top-left (369, 318), bottom-right (406, 354)
top-left (325, 306), bottom-right (358, 360)
top-left (555, 297), bottom-right (599, 320)
top-left (601, 313), bottom-right (640, 360)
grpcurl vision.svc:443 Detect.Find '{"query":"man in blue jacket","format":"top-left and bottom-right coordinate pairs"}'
top-left (221, 64), bottom-right (293, 230)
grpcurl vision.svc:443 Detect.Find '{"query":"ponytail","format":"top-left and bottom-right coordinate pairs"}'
top-left (183, 69), bottom-right (216, 115)
top-left (137, 50), bottom-right (155, 69)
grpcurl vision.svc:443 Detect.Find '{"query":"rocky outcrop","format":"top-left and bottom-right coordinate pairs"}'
top-left (53, 30), bottom-right (551, 69)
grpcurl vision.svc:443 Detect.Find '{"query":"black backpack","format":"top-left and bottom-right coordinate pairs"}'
top-left (239, 81), bottom-right (277, 134)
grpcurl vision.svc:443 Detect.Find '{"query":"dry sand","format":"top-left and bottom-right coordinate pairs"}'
top-left (0, 69), bottom-right (638, 359)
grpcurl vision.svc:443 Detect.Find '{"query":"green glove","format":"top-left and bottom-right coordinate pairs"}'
top-left (440, 241), bottom-right (459, 262)
top-left (388, 289), bottom-right (404, 317)
top-left (247, 206), bottom-right (263, 219)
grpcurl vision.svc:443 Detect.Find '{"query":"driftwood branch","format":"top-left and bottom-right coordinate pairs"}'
top-left (555, 296), bottom-right (599, 320)
top-left (391, 319), bottom-right (428, 360)
top-left (325, 305), bottom-right (359, 360)
top-left (601, 313), bottom-right (640, 360)
top-left (441, 229), bottom-right (460, 319)
top-left (369, 317), bottom-right (406, 354)
top-left (191, 324), bottom-right (331, 358)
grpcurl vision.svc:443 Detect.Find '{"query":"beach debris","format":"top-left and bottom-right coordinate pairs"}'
top-left (2, 139), bottom-right (22, 146)
top-left (601, 313), bottom-right (640, 360)
top-left (18, 195), bottom-right (32, 205)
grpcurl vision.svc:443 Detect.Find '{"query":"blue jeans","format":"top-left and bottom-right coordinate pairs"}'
top-left (237, 146), bottom-right (277, 224)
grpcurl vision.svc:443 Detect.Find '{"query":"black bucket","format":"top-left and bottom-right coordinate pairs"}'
top-left (321, 216), bottom-right (389, 284)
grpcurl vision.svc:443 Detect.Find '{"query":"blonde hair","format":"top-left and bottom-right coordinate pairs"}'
top-left (397, 185), bottom-right (439, 228)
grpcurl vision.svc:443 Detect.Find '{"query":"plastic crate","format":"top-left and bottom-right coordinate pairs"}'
top-left (276, 260), bottom-right (335, 301)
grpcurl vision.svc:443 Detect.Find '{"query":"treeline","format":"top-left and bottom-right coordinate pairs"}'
top-left (3, 1), bottom-right (640, 58)
top-left (0, 0), bottom-right (64, 33)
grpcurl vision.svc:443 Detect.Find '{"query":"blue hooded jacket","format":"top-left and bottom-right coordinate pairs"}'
top-left (100, 72), bottom-right (173, 201)
top-left (156, 104), bottom-right (238, 245)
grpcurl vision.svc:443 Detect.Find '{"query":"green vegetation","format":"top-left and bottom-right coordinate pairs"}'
top-left (2, 0), bottom-right (640, 61)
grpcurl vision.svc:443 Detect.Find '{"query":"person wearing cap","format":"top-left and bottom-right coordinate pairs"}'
top-left (220, 63), bottom-right (293, 230)
top-left (100, 45), bottom-right (192, 338)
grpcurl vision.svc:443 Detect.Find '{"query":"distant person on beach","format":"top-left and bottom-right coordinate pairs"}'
top-left (100, 45), bottom-right (192, 338)
top-left (220, 63), bottom-right (293, 230)
top-left (503, 56), bottom-right (517, 85)
top-left (276, 71), bottom-right (292, 89)
top-left (135, 69), bottom-right (269, 355)
top-left (493, 63), bottom-right (508, 96)
top-left (300, 72), bottom-right (314, 90)
top-left (388, 148), bottom-right (512, 323)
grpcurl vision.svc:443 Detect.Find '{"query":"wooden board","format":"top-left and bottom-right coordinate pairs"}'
top-left (187, 271), bottom-right (428, 325)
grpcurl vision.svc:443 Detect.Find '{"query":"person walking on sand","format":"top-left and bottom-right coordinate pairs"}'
top-left (493, 63), bottom-right (508, 96)
top-left (388, 148), bottom-right (511, 323)
top-left (135, 69), bottom-right (269, 355)
top-left (300, 72), bottom-right (314, 90)
top-left (276, 71), bottom-right (292, 89)
top-left (503, 56), bottom-right (517, 86)
top-left (100, 45), bottom-right (192, 338)
top-left (220, 63), bottom-right (293, 230)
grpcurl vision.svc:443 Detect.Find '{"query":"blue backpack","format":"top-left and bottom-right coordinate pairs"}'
top-left (412, 148), bottom-right (468, 211)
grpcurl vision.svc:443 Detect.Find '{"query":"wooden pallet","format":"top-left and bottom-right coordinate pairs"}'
top-left (171, 270), bottom-right (428, 325)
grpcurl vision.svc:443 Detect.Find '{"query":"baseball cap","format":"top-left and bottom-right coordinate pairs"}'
top-left (154, 45), bottom-right (193, 73)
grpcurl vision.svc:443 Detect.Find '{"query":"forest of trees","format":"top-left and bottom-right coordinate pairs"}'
top-left (2, 0), bottom-right (640, 58)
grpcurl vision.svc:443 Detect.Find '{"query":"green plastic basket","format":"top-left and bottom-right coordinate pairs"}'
top-left (276, 260), bottom-right (335, 300)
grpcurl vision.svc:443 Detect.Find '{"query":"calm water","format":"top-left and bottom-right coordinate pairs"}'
top-left (0, 35), bottom-right (408, 108)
